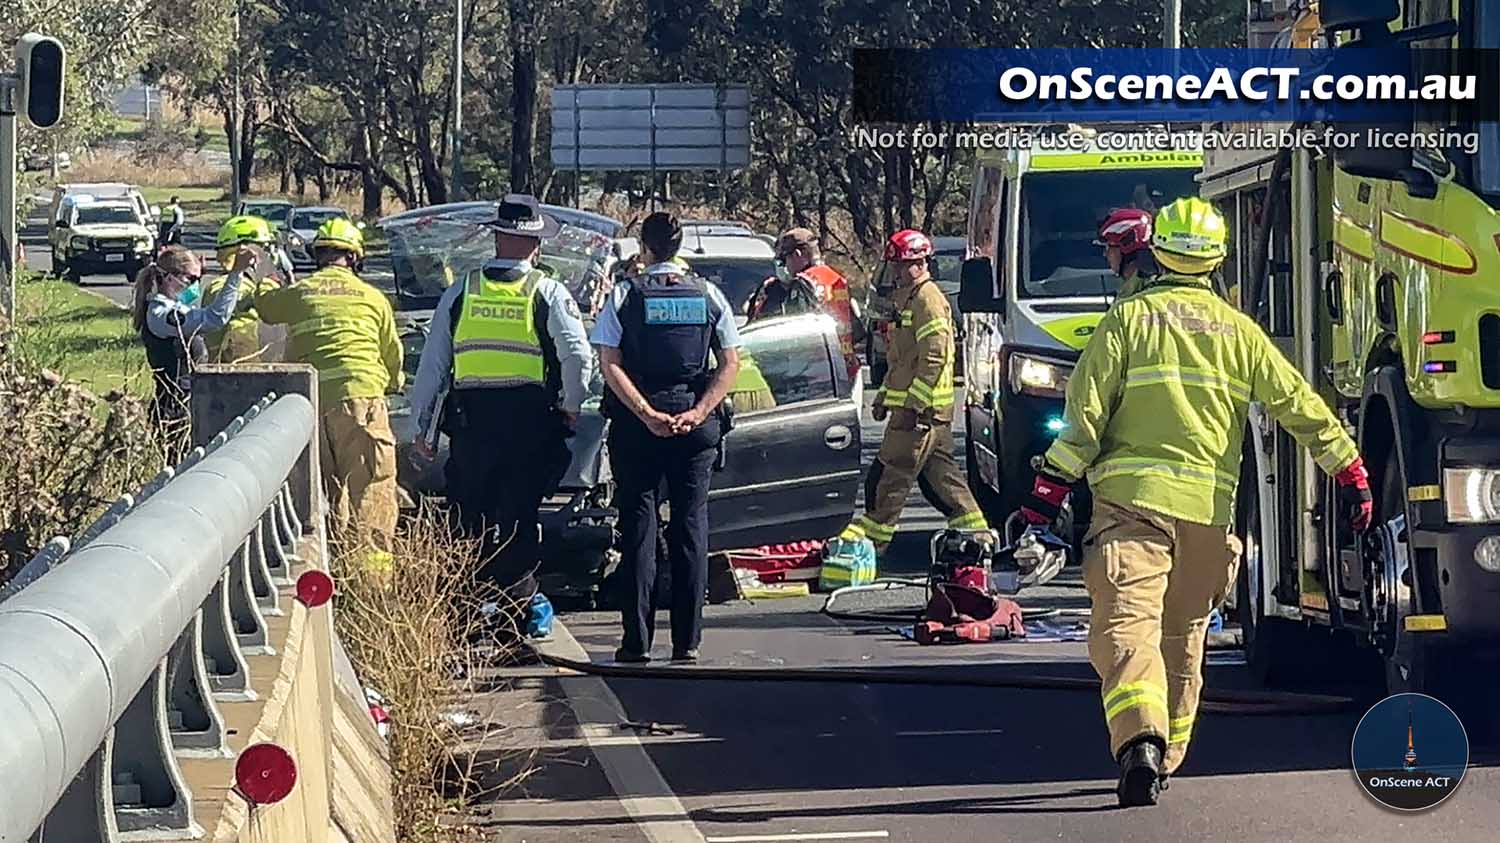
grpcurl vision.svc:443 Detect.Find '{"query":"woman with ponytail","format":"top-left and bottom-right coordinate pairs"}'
top-left (133, 244), bottom-right (254, 428)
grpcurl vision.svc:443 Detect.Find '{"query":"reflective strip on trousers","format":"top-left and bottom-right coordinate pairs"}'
top-left (948, 511), bottom-right (988, 530)
top-left (855, 515), bottom-right (896, 542)
top-left (1102, 680), bottom-right (1169, 723)
top-left (1169, 714), bottom-right (1194, 745)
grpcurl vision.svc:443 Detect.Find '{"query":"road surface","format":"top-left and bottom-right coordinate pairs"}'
top-left (463, 400), bottom-right (1499, 843)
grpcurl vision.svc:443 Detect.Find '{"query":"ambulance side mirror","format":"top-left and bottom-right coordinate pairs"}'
top-left (958, 257), bottom-right (1003, 315)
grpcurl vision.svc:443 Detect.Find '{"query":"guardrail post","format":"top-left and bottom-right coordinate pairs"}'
top-left (282, 484), bottom-right (305, 538)
top-left (165, 614), bottom-right (229, 757)
top-left (229, 537), bottom-right (273, 656)
top-left (190, 364), bottom-right (321, 526)
top-left (249, 519), bottom-right (283, 616)
top-left (274, 484), bottom-right (302, 562)
top-left (111, 667), bottom-right (200, 837)
top-left (28, 738), bottom-right (117, 843)
top-left (261, 507), bottom-right (293, 585)
top-left (203, 567), bottom-right (255, 700)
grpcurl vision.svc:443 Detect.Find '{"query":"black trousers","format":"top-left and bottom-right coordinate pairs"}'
top-left (444, 389), bottom-right (571, 610)
top-left (610, 417), bottom-right (720, 654)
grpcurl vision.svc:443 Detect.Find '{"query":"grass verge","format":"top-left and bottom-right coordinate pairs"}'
top-left (11, 272), bottom-right (151, 398)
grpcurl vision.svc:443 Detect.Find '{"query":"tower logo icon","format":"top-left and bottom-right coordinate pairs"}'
top-left (1352, 692), bottom-right (1468, 811)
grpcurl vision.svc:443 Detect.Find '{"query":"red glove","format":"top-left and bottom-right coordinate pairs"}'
top-left (1336, 457), bottom-right (1373, 532)
top-left (1020, 470), bottom-right (1072, 526)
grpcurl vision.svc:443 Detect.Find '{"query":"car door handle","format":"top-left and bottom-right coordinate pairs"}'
top-left (824, 425), bottom-right (854, 450)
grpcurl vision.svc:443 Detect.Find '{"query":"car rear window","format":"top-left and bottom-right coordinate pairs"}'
top-left (291, 210), bottom-right (347, 229)
top-left (688, 258), bottom-right (776, 315)
top-left (738, 319), bottom-right (836, 407)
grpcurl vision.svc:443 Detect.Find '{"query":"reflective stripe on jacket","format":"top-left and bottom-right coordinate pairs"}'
top-left (876, 275), bottom-right (955, 421)
top-left (452, 269), bottom-right (546, 389)
top-left (1043, 272), bottom-right (1358, 526)
top-left (254, 265), bottom-right (403, 403)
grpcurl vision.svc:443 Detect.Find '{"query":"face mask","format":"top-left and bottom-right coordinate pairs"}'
top-left (177, 281), bottom-right (201, 306)
top-left (483, 257), bottom-right (532, 281)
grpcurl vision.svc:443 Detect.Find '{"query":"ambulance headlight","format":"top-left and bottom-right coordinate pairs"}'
top-left (1009, 353), bottom-right (1071, 399)
top-left (1443, 467), bottom-right (1500, 523)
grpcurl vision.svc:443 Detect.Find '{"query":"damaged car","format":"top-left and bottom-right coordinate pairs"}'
top-left (379, 204), bottom-right (863, 602)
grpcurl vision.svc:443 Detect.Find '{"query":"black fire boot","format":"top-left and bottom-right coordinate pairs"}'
top-left (1116, 737), bottom-right (1165, 808)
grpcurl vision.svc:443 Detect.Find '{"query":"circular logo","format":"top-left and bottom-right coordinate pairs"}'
top-left (1351, 693), bottom-right (1468, 811)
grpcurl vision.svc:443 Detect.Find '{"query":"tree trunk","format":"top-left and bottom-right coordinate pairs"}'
top-left (238, 103), bottom-right (258, 196)
top-left (316, 167), bottom-right (329, 201)
top-left (508, 0), bottom-right (538, 194)
top-left (278, 152), bottom-right (290, 194)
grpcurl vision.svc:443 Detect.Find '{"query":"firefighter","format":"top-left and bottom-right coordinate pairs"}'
top-left (748, 228), bottom-right (860, 377)
top-left (1019, 197), bottom-right (1373, 807)
top-left (256, 218), bottom-right (404, 574)
top-left (835, 229), bottom-right (988, 555)
top-left (592, 211), bottom-right (742, 663)
top-left (203, 215), bottom-right (292, 363)
top-left (1094, 207), bottom-right (1159, 299)
top-left (408, 194), bottom-right (592, 634)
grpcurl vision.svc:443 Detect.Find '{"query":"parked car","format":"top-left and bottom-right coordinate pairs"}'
top-left (543, 204), bottom-right (625, 238)
top-left (50, 196), bottom-right (155, 281)
top-left (865, 235), bottom-right (966, 387)
top-left (49, 183), bottom-right (156, 232)
top-left (234, 198), bottom-right (296, 231)
top-left (280, 206), bottom-right (351, 269)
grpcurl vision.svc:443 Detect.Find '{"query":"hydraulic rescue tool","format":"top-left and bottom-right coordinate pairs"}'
top-left (912, 516), bottom-right (1069, 644)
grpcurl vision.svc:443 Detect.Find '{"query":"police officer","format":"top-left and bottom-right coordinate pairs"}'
top-left (1019, 197), bottom-right (1371, 806)
top-left (591, 212), bottom-right (742, 663)
top-left (408, 194), bottom-right (592, 631)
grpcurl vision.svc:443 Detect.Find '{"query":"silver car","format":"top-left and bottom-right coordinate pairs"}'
top-left (279, 206), bottom-right (350, 269)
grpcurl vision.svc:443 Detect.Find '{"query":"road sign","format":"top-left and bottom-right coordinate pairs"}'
top-left (550, 84), bottom-right (750, 172)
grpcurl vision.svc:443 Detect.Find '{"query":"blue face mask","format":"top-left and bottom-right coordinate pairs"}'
top-left (177, 281), bottom-right (201, 306)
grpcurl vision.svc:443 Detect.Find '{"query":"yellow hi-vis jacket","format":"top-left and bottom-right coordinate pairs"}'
top-left (1043, 272), bottom-right (1358, 526)
top-left (255, 265), bottom-right (403, 403)
top-left (875, 274), bottom-right (955, 422)
top-left (452, 269), bottom-right (546, 389)
top-left (203, 272), bottom-right (281, 363)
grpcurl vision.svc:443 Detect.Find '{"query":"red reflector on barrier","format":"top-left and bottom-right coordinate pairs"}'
top-left (235, 743), bottom-right (297, 805)
top-left (295, 570), bottom-right (334, 607)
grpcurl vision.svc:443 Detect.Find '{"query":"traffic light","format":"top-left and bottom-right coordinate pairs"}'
top-left (15, 33), bottom-right (66, 129)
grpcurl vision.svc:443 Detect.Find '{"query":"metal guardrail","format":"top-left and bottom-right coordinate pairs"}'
top-left (0, 393), bottom-right (316, 843)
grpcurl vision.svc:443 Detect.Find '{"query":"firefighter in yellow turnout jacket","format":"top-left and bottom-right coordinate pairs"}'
top-left (256, 218), bottom-right (403, 571)
top-left (838, 229), bottom-right (987, 552)
top-left (1020, 198), bottom-right (1372, 807)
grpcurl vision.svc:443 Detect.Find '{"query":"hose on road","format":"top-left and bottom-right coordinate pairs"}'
top-left (530, 648), bottom-right (1357, 717)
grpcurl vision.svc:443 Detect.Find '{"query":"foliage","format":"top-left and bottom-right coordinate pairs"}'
top-left (9, 273), bottom-right (152, 397)
top-left (0, 276), bottom-right (164, 579)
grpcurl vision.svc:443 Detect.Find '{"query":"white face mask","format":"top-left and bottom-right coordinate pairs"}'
top-left (482, 257), bottom-right (533, 279)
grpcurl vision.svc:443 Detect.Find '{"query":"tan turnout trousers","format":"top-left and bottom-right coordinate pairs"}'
top-left (843, 408), bottom-right (988, 549)
top-left (1084, 498), bottom-right (1241, 773)
top-left (319, 397), bottom-right (399, 572)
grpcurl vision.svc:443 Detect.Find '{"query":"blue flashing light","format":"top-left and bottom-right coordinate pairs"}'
top-left (1045, 416), bottom-right (1067, 433)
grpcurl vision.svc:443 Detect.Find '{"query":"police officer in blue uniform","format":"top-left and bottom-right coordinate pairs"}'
top-left (591, 212), bottom-right (742, 663)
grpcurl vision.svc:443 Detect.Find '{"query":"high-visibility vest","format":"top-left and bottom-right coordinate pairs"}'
top-left (452, 268), bottom-right (546, 389)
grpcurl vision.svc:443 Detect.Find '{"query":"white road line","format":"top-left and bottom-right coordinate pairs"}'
top-left (894, 728), bottom-right (1009, 737)
top-left (704, 832), bottom-right (890, 842)
top-left (542, 621), bottom-right (706, 843)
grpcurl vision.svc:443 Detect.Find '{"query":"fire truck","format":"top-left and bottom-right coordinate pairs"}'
top-left (1199, 0), bottom-right (1500, 707)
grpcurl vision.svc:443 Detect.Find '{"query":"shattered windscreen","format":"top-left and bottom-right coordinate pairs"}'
top-left (380, 206), bottom-right (612, 311)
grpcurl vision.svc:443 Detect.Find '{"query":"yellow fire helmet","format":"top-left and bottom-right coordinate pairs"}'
top-left (215, 214), bottom-right (275, 249)
top-left (1151, 196), bottom-right (1228, 276)
top-left (312, 217), bottom-right (365, 259)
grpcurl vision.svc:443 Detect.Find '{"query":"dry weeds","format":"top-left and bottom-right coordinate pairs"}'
top-left (330, 501), bottom-right (536, 842)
